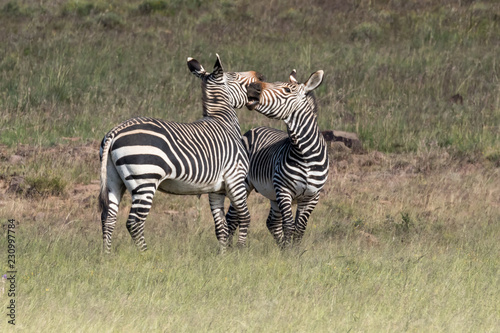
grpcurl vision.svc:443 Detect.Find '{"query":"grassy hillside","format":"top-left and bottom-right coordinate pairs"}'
top-left (1, 0), bottom-right (500, 331)
top-left (1, 0), bottom-right (499, 153)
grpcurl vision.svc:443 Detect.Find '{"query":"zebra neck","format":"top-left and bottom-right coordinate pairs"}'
top-left (285, 112), bottom-right (325, 157)
top-left (202, 90), bottom-right (239, 126)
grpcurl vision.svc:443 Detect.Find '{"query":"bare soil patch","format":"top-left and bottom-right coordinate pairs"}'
top-left (1, 141), bottom-right (497, 238)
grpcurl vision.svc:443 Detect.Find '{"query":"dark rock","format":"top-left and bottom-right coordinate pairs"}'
top-left (7, 176), bottom-right (28, 194)
top-left (322, 130), bottom-right (363, 153)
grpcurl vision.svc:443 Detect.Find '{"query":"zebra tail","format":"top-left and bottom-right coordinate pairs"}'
top-left (99, 136), bottom-right (112, 221)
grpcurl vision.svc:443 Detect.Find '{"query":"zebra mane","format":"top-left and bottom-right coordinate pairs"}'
top-left (306, 91), bottom-right (318, 115)
top-left (200, 75), bottom-right (237, 121)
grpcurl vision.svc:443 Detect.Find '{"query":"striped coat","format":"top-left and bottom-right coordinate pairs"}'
top-left (99, 55), bottom-right (263, 253)
top-left (228, 70), bottom-right (328, 247)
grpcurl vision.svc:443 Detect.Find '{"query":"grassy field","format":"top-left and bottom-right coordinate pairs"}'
top-left (1, 0), bottom-right (500, 331)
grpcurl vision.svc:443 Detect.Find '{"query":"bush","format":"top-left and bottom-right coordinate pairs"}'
top-left (350, 22), bottom-right (383, 42)
top-left (25, 175), bottom-right (67, 197)
top-left (2, 1), bottom-right (20, 15)
top-left (61, 1), bottom-right (105, 17)
top-left (138, 0), bottom-right (169, 14)
top-left (97, 12), bottom-right (123, 29)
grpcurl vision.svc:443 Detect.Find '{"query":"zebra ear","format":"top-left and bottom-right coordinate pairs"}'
top-left (304, 70), bottom-right (324, 93)
top-left (212, 53), bottom-right (224, 78)
top-left (289, 69), bottom-right (298, 84)
top-left (187, 57), bottom-right (207, 78)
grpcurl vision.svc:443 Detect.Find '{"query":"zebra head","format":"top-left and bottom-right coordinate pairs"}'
top-left (187, 54), bottom-right (265, 110)
top-left (187, 53), bottom-right (226, 87)
top-left (246, 70), bottom-right (324, 121)
top-left (187, 54), bottom-right (232, 117)
top-left (224, 70), bottom-right (266, 109)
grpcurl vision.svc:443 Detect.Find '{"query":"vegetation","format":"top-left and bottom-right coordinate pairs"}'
top-left (0, 0), bottom-right (499, 331)
top-left (1, 0), bottom-right (499, 153)
top-left (2, 147), bottom-right (500, 332)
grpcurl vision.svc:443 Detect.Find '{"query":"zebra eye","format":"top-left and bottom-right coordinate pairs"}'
top-left (284, 87), bottom-right (291, 93)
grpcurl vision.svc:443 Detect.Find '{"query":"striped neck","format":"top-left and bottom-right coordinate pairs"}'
top-left (284, 100), bottom-right (325, 158)
top-left (201, 81), bottom-right (239, 126)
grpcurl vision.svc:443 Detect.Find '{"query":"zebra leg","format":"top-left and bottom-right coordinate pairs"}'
top-left (226, 184), bottom-right (251, 247)
top-left (226, 185), bottom-right (251, 247)
top-left (208, 193), bottom-right (229, 253)
top-left (101, 171), bottom-right (125, 254)
top-left (226, 204), bottom-right (238, 247)
top-left (126, 189), bottom-right (156, 252)
top-left (276, 191), bottom-right (294, 248)
top-left (293, 193), bottom-right (320, 245)
top-left (266, 200), bottom-right (284, 246)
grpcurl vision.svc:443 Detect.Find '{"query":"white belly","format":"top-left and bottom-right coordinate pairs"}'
top-left (251, 177), bottom-right (318, 202)
top-left (252, 179), bottom-right (277, 201)
top-left (158, 178), bottom-right (225, 195)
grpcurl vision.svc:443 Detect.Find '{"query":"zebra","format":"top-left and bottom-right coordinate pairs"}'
top-left (99, 54), bottom-right (264, 253)
top-left (227, 69), bottom-right (328, 247)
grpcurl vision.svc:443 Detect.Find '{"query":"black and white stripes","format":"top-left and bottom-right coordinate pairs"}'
top-left (228, 69), bottom-right (329, 247)
top-left (99, 55), bottom-right (262, 253)
top-left (99, 54), bottom-right (329, 252)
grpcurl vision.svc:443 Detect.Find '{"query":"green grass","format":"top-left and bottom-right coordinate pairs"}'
top-left (1, 0), bottom-right (500, 331)
top-left (2, 147), bottom-right (500, 331)
top-left (12, 234), bottom-right (500, 331)
top-left (2, 168), bottom-right (500, 331)
top-left (0, 0), bottom-right (499, 154)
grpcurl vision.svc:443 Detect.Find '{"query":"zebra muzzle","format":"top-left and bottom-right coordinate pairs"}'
top-left (246, 99), bottom-right (259, 110)
top-left (246, 82), bottom-right (262, 110)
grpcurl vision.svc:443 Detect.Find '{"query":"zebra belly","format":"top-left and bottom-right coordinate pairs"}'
top-left (158, 178), bottom-right (226, 195)
top-left (251, 176), bottom-right (322, 202)
top-left (251, 179), bottom-right (277, 201)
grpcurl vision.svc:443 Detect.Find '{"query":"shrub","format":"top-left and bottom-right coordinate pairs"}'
top-left (350, 22), bottom-right (382, 42)
top-left (2, 1), bottom-right (20, 15)
top-left (61, 1), bottom-right (105, 17)
top-left (138, 0), bottom-right (169, 14)
top-left (25, 175), bottom-right (67, 197)
top-left (97, 12), bottom-right (123, 29)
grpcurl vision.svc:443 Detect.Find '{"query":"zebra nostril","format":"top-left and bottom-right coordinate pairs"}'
top-left (252, 82), bottom-right (262, 89)
top-left (246, 82), bottom-right (261, 110)
top-left (248, 82), bottom-right (262, 95)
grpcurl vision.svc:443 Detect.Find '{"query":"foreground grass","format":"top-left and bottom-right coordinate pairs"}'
top-left (1, 0), bottom-right (500, 331)
top-left (7, 228), bottom-right (499, 332)
top-left (1, 147), bottom-right (499, 331)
